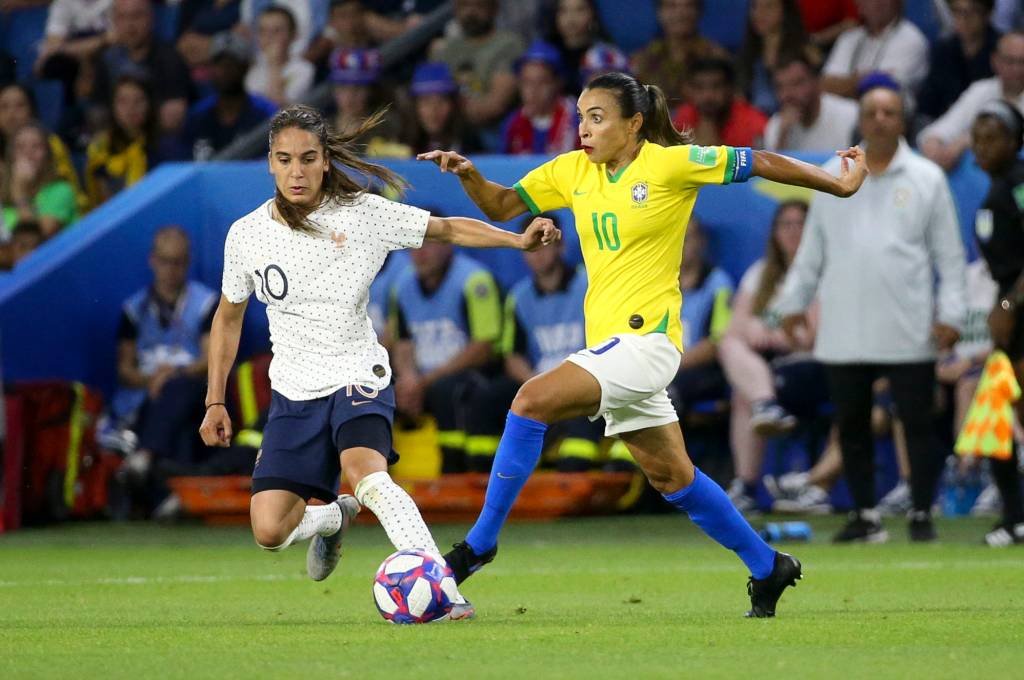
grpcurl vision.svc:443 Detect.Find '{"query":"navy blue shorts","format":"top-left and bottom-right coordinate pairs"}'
top-left (252, 385), bottom-right (397, 503)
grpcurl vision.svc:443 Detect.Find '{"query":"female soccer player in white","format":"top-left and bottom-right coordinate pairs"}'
top-left (419, 72), bottom-right (868, 617)
top-left (198, 105), bottom-right (559, 619)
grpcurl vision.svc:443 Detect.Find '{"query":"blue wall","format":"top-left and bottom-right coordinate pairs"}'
top-left (0, 153), bottom-right (989, 396)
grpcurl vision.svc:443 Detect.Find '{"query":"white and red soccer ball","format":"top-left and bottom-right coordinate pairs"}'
top-left (373, 549), bottom-right (458, 624)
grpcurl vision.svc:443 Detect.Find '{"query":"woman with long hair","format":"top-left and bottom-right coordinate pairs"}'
top-left (199, 105), bottom-right (560, 617)
top-left (418, 71), bottom-right (867, 617)
top-left (737, 0), bottom-right (814, 114)
top-left (546, 0), bottom-right (626, 94)
top-left (2, 122), bottom-right (78, 238)
top-left (403, 62), bottom-right (481, 156)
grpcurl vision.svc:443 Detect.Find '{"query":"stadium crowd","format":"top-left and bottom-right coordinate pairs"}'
top-left (2, 0), bottom-right (1023, 540)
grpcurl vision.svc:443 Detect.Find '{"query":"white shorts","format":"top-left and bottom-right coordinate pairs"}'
top-left (566, 333), bottom-right (681, 437)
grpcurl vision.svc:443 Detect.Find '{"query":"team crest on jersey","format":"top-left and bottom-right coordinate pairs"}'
top-left (631, 181), bottom-right (648, 206)
top-left (976, 208), bottom-right (994, 243)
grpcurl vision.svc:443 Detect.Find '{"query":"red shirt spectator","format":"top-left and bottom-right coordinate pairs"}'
top-left (798, 0), bottom-right (859, 47)
top-left (672, 57), bottom-right (767, 147)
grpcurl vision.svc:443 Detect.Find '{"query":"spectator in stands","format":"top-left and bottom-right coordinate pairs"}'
top-left (737, 0), bottom-right (814, 115)
top-left (432, 0), bottom-right (525, 133)
top-left (630, 0), bottom-right (727, 107)
top-left (797, 0), bottom-right (859, 49)
top-left (502, 40), bottom-right (579, 155)
top-left (919, 32), bottom-right (1024, 170)
top-left (672, 58), bottom-right (768, 147)
top-left (672, 217), bottom-right (734, 424)
top-left (180, 33), bottom-right (277, 160)
top-left (546, 0), bottom-right (626, 95)
top-left (2, 123), bottom-right (78, 238)
top-left (35, 0), bottom-right (113, 104)
top-left (390, 238), bottom-right (502, 473)
top-left (328, 48), bottom-right (405, 157)
top-left (305, 0), bottom-right (372, 74)
top-left (763, 51), bottom-right (859, 151)
top-left (84, 74), bottom-right (157, 208)
top-left (820, 0), bottom-right (928, 105)
top-left (91, 0), bottom-right (192, 136)
top-left (775, 83), bottom-right (967, 543)
top-left (111, 226), bottom-right (217, 515)
top-left (917, 0), bottom-right (1000, 125)
top-left (8, 218), bottom-right (45, 266)
top-left (579, 43), bottom-right (631, 88)
top-left (176, 0), bottom-right (242, 71)
top-left (0, 84), bottom-right (86, 210)
top-left (245, 5), bottom-right (314, 106)
top-left (403, 62), bottom-right (482, 156)
top-left (237, 0), bottom-right (314, 57)
top-left (718, 200), bottom-right (822, 513)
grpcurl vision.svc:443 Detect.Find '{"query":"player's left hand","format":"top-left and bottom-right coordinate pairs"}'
top-left (932, 322), bottom-right (960, 351)
top-left (835, 146), bottom-right (868, 197)
top-left (520, 217), bottom-right (561, 251)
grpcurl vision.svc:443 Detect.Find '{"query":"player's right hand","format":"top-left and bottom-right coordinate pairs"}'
top-left (416, 150), bottom-right (475, 178)
top-left (199, 405), bottom-right (233, 447)
top-left (835, 145), bottom-right (868, 197)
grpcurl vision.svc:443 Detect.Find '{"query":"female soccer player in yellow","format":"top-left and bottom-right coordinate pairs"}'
top-left (419, 72), bottom-right (867, 617)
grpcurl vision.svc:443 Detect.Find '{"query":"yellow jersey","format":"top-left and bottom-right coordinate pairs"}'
top-left (513, 140), bottom-right (752, 351)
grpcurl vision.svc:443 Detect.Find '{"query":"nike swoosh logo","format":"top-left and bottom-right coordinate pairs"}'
top-left (573, 190), bottom-right (586, 196)
top-left (496, 472), bottom-right (520, 479)
top-left (351, 400), bottom-right (372, 406)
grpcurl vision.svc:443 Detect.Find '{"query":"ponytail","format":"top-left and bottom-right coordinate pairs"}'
top-left (584, 72), bottom-right (693, 147)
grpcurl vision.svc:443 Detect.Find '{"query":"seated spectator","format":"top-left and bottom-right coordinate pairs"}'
top-left (502, 40), bottom-right (579, 155)
top-left (90, 0), bottom-right (193, 136)
top-left (738, 0), bottom-right (815, 115)
top-left (180, 33), bottom-right (277, 160)
top-left (579, 43), bottom-right (631, 87)
top-left (362, 0), bottom-right (444, 43)
top-left (35, 0), bottom-right (113, 104)
top-left (245, 5), bottom-right (314, 106)
top-left (630, 0), bottom-right (728, 107)
top-left (0, 84), bottom-right (86, 210)
top-left (432, 0), bottom-right (525, 132)
top-left (763, 50), bottom-right (858, 151)
top-left (919, 32), bottom-right (1024, 170)
top-left (718, 200), bottom-right (825, 513)
top-left (3, 219), bottom-right (45, 269)
top-left (820, 0), bottom-right (928, 105)
top-left (110, 226), bottom-right (216, 516)
top-left (390, 239), bottom-right (502, 473)
top-left (917, 0), bottom-right (1000, 124)
top-left (546, 0), bottom-right (627, 95)
top-left (672, 58), bottom-right (768, 147)
top-left (671, 217), bottom-right (734, 420)
top-left (328, 48), bottom-right (406, 156)
top-left (3, 123), bottom-right (78, 238)
top-left (403, 62), bottom-right (482, 155)
top-left (84, 74), bottom-right (157, 209)
top-left (797, 0), bottom-right (858, 49)
top-left (304, 0), bottom-right (373, 74)
top-left (176, 0), bottom-right (242, 71)
top-left (238, 0), bottom-right (314, 57)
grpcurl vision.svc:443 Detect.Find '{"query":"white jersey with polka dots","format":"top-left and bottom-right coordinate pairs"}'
top-left (222, 194), bottom-right (428, 400)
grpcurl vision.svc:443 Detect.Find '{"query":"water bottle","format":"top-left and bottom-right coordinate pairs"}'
top-left (759, 521), bottom-right (812, 543)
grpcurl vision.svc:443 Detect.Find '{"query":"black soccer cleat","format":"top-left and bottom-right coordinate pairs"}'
top-left (907, 510), bottom-right (937, 543)
top-left (443, 541), bottom-right (497, 585)
top-left (746, 551), bottom-right (802, 618)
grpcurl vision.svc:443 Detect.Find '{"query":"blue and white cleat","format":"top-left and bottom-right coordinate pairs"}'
top-left (307, 495), bottom-right (360, 581)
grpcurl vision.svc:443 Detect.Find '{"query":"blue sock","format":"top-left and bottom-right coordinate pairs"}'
top-left (465, 411), bottom-right (547, 554)
top-left (664, 468), bottom-right (776, 579)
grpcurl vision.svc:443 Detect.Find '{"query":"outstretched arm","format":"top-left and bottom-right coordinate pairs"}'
top-left (417, 150), bottom-right (529, 221)
top-left (425, 216), bottom-right (560, 251)
top-left (752, 147), bottom-right (868, 198)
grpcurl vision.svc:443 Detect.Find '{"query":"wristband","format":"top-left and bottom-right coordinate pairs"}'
top-left (206, 402), bottom-right (226, 410)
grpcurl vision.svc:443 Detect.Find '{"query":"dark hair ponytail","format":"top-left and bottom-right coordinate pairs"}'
top-left (268, 105), bottom-right (407, 234)
top-left (584, 72), bottom-right (692, 146)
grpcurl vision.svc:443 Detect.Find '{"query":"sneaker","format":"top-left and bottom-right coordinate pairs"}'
top-left (447, 593), bottom-right (477, 621)
top-left (833, 510), bottom-right (889, 543)
top-left (306, 495), bottom-right (360, 582)
top-left (984, 522), bottom-right (1024, 547)
top-left (877, 481), bottom-right (912, 517)
top-left (970, 483), bottom-right (1002, 517)
top-left (750, 400), bottom-right (798, 437)
top-left (443, 541), bottom-right (497, 585)
top-left (776, 472), bottom-right (810, 497)
top-left (746, 551), bottom-right (802, 618)
top-left (773, 485), bottom-right (832, 515)
top-left (727, 478), bottom-right (758, 514)
top-left (907, 510), bottom-right (936, 542)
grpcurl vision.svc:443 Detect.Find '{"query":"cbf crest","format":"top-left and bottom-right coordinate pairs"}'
top-left (631, 181), bottom-right (648, 206)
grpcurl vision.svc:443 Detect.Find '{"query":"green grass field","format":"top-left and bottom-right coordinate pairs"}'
top-left (2, 515), bottom-right (1023, 679)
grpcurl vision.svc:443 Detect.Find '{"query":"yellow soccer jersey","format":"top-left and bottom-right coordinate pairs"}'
top-left (513, 140), bottom-right (752, 351)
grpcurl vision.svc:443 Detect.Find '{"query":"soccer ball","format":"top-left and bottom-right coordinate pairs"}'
top-left (373, 549), bottom-right (458, 624)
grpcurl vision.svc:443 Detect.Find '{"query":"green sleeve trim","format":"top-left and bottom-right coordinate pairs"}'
top-left (500, 292), bottom-right (518, 356)
top-left (723, 146), bottom-right (737, 184)
top-left (464, 271), bottom-right (502, 342)
top-left (709, 288), bottom-right (733, 342)
top-left (513, 182), bottom-right (541, 216)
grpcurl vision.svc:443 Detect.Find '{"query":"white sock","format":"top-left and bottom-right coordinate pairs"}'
top-left (354, 471), bottom-right (441, 556)
top-left (265, 502), bottom-right (342, 551)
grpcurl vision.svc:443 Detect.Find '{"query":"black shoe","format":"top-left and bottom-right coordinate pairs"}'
top-left (444, 541), bottom-right (497, 585)
top-left (832, 510), bottom-right (889, 543)
top-left (746, 551), bottom-right (802, 618)
top-left (908, 511), bottom-right (936, 542)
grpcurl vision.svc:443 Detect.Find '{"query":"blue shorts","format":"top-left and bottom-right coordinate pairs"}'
top-left (252, 385), bottom-right (397, 503)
